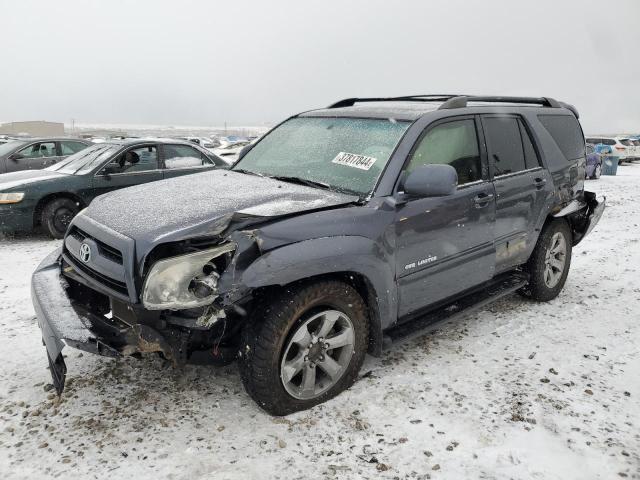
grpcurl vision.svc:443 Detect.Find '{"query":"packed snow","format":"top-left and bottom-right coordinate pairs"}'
top-left (0, 166), bottom-right (639, 480)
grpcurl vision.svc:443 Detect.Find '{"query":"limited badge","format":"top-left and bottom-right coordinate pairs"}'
top-left (331, 152), bottom-right (377, 171)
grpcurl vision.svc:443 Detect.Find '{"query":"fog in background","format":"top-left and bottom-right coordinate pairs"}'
top-left (1, 0), bottom-right (638, 133)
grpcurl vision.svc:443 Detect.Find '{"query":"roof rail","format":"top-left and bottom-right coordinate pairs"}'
top-left (328, 95), bottom-right (462, 109)
top-left (438, 95), bottom-right (562, 110)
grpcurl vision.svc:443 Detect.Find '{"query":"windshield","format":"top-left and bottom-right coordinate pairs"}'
top-left (0, 140), bottom-right (27, 156)
top-left (48, 144), bottom-right (121, 174)
top-left (232, 117), bottom-right (410, 196)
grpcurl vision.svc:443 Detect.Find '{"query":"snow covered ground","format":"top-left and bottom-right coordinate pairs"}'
top-left (0, 166), bottom-right (639, 480)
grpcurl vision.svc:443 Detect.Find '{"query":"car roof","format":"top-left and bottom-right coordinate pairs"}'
top-left (100, 138), bottom-right (205, 147)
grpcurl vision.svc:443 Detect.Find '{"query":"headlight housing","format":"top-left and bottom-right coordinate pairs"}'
top-left (142, 243), bottom-right (236, 310)
top-left (0, 192), bottom-right (25, 204)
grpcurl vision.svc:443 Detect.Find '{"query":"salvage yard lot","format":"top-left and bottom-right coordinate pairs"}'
top-left (1, 167), bottom-right (639, 479)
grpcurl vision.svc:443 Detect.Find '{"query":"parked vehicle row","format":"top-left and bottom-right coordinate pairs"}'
top-left (29, 94), bottom-right (604, 415)
top-left (0, 139), bottom-right (225, 238)
top-left (585, 136), bottom-right (640, 164)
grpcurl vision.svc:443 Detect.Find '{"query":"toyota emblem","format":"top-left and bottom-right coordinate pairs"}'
top-left (79, 243), bottom-right (91, 263)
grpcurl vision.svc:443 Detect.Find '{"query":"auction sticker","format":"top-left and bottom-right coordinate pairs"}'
top-left (331, 152), bottom-right (377, 171)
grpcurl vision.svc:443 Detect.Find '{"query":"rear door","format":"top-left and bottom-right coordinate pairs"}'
top-left (6, 141), bottom-right (60, 172)
top-left (161, 143), bottom-right (220, 179)
top-left (481, 115), bottom-right (551, 273)
top-left (394, 116), bottom-right (496, 319)
top-left (91, 144), bottom-right (163, 199)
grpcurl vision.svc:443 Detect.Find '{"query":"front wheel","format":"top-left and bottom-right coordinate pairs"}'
top-left (238, 280), bottom-right (369, 415)
top-left (41, 198), bottom-right (79, 239)
top-left (519, 219), bottom-right (572, 301)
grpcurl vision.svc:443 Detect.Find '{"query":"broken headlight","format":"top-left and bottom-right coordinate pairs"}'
top-left (142, 243), bottom-right (236, 310)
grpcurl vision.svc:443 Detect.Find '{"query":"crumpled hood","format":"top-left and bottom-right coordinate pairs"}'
top-left (81, 169), bottom-right (358, 244)
top-left (0, 169), bottom-right (68, 191)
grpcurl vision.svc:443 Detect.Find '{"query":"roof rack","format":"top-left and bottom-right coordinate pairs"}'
top-left (438, 95), bottom-right (561, 109)
top-left (327, 95), bottom-right (462, 109)
top-left (327, 95), bottom-right (578, 118)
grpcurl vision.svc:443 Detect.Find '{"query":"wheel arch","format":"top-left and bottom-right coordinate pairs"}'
top-left (33, 192), bottom-right (86, 228)
top-left (237, 235), bottom-right (397, 357)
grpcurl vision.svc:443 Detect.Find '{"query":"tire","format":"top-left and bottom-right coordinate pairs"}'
top-left (238, 280), bottom-right (369, 416)
top-left (41, 198), bottom-right (79, 239)
top-left (591, 163), bottom-right (602, 179)
top-left (519, 219), bottom-right (572, 302)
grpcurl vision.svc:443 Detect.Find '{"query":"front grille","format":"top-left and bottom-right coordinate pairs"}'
top-left (69, 226), bottom-right (123, 265)
top-left (64, 254), bottom-right (129, 297)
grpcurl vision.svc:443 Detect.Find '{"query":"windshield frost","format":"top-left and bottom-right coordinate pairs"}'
top-left (49, 144), bottom-right (120, 175)
top-left (233, 117), bottom-right (409, 195)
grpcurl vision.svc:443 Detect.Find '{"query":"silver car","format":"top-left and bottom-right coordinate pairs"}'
top-left (0, 138), bottom-right (91, 174)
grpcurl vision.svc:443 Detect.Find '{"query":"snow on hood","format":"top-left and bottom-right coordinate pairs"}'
top-left (0, 169), bottom-right (67, 191)
top-left (82, 170), bottom-right (358, 242)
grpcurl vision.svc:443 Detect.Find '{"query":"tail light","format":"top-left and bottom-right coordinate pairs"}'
top-left (615, 146), bottom-right (626, 151)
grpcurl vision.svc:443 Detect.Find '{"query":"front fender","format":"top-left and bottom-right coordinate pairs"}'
top-left (239, 235), bottom-right (397, 355)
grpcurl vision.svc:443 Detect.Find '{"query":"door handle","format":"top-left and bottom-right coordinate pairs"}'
top-left (474, 193), bottom-right (494, 208)
top-left (534, 177), bottom-right (546, 189)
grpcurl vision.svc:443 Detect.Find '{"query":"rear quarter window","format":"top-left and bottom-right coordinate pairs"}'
top-left (537, 114), bottom-right (585, 161)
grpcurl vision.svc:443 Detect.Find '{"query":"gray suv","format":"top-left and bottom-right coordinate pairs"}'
top-left (32, 95), bottom-right (604, 415)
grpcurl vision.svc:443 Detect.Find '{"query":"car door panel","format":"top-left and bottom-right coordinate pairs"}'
top-left (394, 116), bottom-right (496, 320)
top-left (481, 115), bottom-right (551, 273)
top-left (395, 181), bottom-right (496, 319)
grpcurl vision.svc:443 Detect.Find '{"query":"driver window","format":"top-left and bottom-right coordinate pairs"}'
top-left (406, 119), bottom-right (481, 185)
top-left (18, 142), bottom-right (57, 159)
top-left (101, 145), bottom-right (158, 174)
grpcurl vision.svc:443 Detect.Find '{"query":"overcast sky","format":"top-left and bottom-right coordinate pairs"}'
top-left (1, 0), bottom-right (638, 133)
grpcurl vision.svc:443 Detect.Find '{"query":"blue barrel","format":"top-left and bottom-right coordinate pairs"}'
top-left (596, 144), bottom-right (619, 175)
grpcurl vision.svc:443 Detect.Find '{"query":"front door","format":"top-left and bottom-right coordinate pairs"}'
top-left (481, 115), bottom-right (551, 273)
top-left (91, 144), bottom-right (163, 200)
top-left (395, 116), bottom-right (496, 320)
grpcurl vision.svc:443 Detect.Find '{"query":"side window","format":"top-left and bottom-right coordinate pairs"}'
top-left (60, 141), bottom-right (87, 155)
top-left (518, 119), bottom-right (540, 170)
top-left (100, 145), bottom-right (158, 174)
top-left (164, 144), bottom-right (211, 169)
top-left (483, 117), bottom-right (526, 176)
top-left (17, 142), bottom-right (57, 159)
top-left (537, 114), bottom-right (585, 161)
top-left (406, 119), bottom-right (481, 184)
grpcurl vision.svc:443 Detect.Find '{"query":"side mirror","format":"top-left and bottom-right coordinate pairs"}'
top-left (403, 164), bottom-right (458, 197)
top-left (9, 153), bottom-right (24, 161)
top-left (101, 164), bottom-right (119, 176)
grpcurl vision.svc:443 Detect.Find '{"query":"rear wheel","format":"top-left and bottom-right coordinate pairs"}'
top-left (519, 219), bottom-right (572, 301)
top-left (238, 280), bottom-right (369, 415)
top-left (41, 198), bottom-right (79, 239)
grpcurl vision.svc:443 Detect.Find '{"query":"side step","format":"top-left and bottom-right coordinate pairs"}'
top-left (384, 271), bottom-right (528, 346)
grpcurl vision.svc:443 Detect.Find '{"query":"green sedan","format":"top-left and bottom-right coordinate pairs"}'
top-left (0, 138), bottom-right (226, 238)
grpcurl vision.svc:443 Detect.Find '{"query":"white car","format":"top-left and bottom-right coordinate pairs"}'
top-left (585, 136), bottom-right (635, 164)
top-left (213, 141), bottom-right (252, 164)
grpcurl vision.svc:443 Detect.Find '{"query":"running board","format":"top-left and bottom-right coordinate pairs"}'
top-left (384, 272), bottom-right (528, 346)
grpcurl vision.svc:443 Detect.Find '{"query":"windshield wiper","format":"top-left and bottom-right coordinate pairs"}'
top-left (268, 175), bottom-right (332, 191)
top-left (233, 168), bottom-right (264, 177)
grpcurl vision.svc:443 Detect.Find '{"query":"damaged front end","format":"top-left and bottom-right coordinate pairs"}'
top-left (33, 229), bottom-right (262, 396)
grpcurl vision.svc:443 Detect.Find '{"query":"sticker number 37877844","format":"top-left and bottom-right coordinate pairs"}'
top-left (331, 152), bottom-right (377, 171)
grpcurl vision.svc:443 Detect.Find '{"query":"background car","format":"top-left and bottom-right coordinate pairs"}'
top-left (0, 139), bottom-right (226, 238)
top-left (585, 143), bottom-right (602, 179)
top-left (0, 138), bottom-right (91, 174)
top-left (585, 136), bottom-right (634, 164)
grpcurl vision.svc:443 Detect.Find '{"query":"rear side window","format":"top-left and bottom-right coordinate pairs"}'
top-left (483, 117), bottom-right (526, 176)
top-left (537, 114), bottom-right (585, 160)
top-left (163, 144), bottom-right (212, 169)
top-left (60, 141), bottom-right (87, 155)
top-left (619, 139), bottom-right (632, 146)
top-left (518, 119), bottom-right (540, 170)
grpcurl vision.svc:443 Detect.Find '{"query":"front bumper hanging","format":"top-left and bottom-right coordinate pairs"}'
top-left (31, 248), bottom-right (186, 395)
